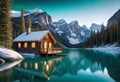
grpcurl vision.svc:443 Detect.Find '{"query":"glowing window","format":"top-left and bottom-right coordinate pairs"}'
top-left (24, 42), bottom-right (27, 48)
top-left (44, 42), bottom-right (47, 48)
top-left (31, 42), bottom-right (35, 48)
top-left (49, 43), bottom-right (52, 48)
top-left (18, 43), bottom-right (21, 48)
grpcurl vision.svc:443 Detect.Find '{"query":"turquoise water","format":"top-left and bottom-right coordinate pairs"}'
top-left (0, 49), bottom-right (120, 82)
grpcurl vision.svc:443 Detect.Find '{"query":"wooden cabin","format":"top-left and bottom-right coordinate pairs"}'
top-left (13, 30), bottom-right (62, 55)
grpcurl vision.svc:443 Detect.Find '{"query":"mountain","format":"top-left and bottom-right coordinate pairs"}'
top-left (11, 8), bottom-right (53, 38)
top-left (53, 19), bottom-right (91, 46)
top-left (11, 8), bottom-right (101, 47)
top-left (107, 9), bottom-right (120, 27)
top-left (90, 23), bottom-right (101, 31)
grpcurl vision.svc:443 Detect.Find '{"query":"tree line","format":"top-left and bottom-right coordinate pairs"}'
top-left (84, 16), bottom-right (120, 48)
top-left (0, 0), bottom-right (12, 49)
top-left (0, 0), bottom-right (32, 49)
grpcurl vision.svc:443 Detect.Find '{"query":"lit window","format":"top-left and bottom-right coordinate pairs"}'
top-left (18, 43), bottom-right (21, 48)
top-left (44, 42), bottom-right (47, 48)
top-left (49, 43), bottom-right (52, 48)
top-left (31, 42), bottom-right (35, 48)
top-left (24, 42), bottom-right (27, 48)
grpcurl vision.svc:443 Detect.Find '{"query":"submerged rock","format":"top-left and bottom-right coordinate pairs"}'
top-left (0, 58), bottom-right (5, 64)
top-left (0, 47), bottom-right (24, 61)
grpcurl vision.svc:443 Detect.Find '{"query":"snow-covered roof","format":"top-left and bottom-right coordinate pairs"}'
top-left (13, 30), bottom-right (49, 42)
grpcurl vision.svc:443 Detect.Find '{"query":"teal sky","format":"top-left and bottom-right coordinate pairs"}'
top-left (11, 0), bottom-right (120, 27)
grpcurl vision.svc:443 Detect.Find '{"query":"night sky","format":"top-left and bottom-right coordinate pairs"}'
top-left (11, 0), bottom-right (120, 27)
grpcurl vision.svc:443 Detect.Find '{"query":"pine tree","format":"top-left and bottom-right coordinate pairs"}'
top-left (28, 15), bottom-right (32, 29)
top-left (104, 28), bottom-right (110, 44)
top-left (21, 8), bottom-right (25, 33)
top-left (100, 24), bottom-right (105, 45)
top-left (0, 0), bottom-right (12, 49)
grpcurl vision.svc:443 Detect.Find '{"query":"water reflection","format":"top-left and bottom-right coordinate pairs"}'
top-left (54, 49), bottom-right (119, 82)
top-left (0, 49), bottom-right (120, 82)
top-left (82, 50), bottom-right (120, 82)
top-left (12, 57), bottom-right (62, 82)
top-left (0, 60), bottom-right (22, 82)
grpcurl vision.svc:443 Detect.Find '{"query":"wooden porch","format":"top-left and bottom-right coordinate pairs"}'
top-left (40, 48), bottom-right (62, 55)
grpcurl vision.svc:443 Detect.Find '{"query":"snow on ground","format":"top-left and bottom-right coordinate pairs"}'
top-left (87, 43), bottom-right (120, 56)
top-left (0, 47), bottom-right (23, 61)
top-left (20, 53), bottom-right (35, 58)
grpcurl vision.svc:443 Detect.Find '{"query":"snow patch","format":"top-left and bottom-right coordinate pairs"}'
top-left (11, 8), bottom-right (43, 18)
top-left (81, 31), bottom-right (85, 36)
top-left (0, 47), bottom-right (23, 61)
top-left (87, 43), bottom-right (120, 56)
top-left (57, 31), bottom-right (64, 36)
top-left (55, 28), bottom-right (59, 31)
top-left (10, 10), bottom-right (21, 17)
top-left (21, 53), bottom-right (35, 58)
top-left (71, 32), bottom-right (76, 37)
top-left (67, 36), bottom-right (80, 44)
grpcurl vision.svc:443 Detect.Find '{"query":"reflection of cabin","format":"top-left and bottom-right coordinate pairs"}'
top-left (13, 57), bottom-right (62, 81)
top-left (13, 30), bottom-right (62, 55)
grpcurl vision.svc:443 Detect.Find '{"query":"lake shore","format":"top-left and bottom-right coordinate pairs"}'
top-left (86, 43), bottom-right (120, 55)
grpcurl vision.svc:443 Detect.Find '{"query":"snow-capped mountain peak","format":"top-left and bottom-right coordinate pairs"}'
top-left (11, 8), bottom-right (43, 18)
top-left (58, 19), bottom-right (66, 23)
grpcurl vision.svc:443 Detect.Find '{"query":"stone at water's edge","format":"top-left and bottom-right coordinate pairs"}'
top-left (0, 58), bottom-right (5, 64)
top-left (0, 47), bottom-right (24, 61)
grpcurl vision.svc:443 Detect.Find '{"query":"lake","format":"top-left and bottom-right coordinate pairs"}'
top-left (0, 49), bottom-right (120, 82)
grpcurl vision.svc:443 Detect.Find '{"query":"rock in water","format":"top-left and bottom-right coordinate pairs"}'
top-left (0, 47), bottom-right (24, 61)
top-left (0, 58), bottom-right (5, 64)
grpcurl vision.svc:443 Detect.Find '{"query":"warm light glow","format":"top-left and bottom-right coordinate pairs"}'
top-left (31, 42), bottom-right (35, 48)
top-left (18, 43), bottom-right (21, 48)
top-left (49, 42), bottom-right (52, 48)
top-left (48, 61), bottom-right (53, 66)
top-left (34, 63), bottom-right (38, 70)
top-left (44, 61), bottom-right (47, 65)
top-left (46, 64), bottom-right (49, 71)
top-left (24, 62), bottom-right (28, 68)
top-left (24, 42), bottom-right (28, 48)
top-left (44, 42), bottom-right (47, 48)
top-left (46, 35), bottom-right (48, 39)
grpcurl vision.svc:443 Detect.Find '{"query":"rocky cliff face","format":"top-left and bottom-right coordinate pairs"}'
top-left (107, 9), bottom-right (120, 27)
